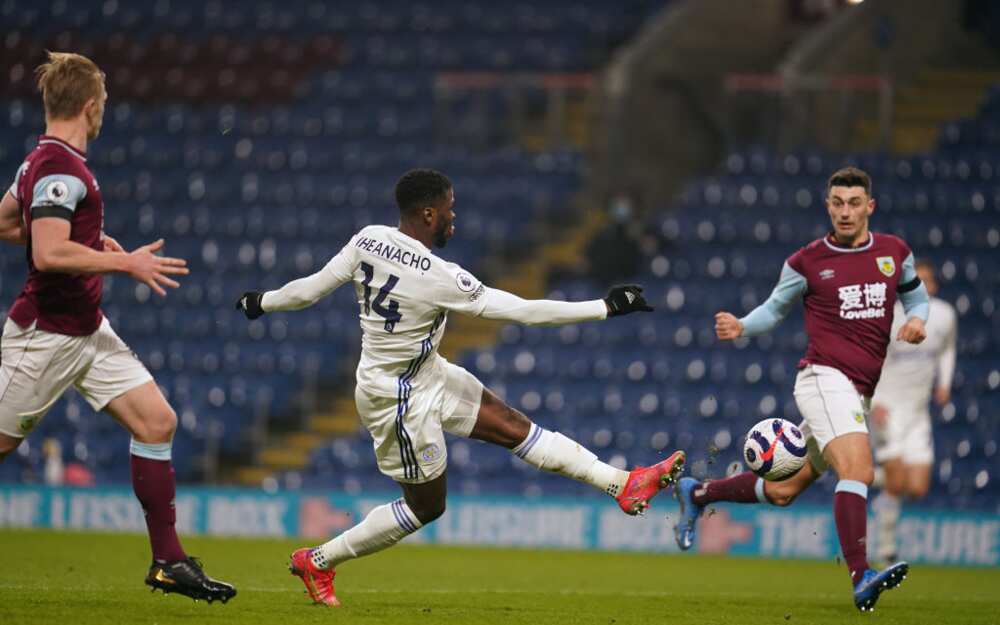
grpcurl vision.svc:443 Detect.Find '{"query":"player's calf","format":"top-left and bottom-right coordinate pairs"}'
top-left (294, 497), bottom-right (425, 606)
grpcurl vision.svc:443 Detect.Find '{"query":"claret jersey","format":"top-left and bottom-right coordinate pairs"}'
top-left (7, 135), bottom-right (105, 335)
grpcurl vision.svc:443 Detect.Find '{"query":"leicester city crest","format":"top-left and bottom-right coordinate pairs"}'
top-left (876, 256), bottom-right (895, 277)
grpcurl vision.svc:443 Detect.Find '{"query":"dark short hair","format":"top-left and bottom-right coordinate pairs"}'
top-left (827, 166), bottom-right (872, 197)
top-left (395, 169), bottom-right (452, 214)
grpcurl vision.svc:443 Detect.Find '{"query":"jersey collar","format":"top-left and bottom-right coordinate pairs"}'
top-left (38, 135), bottom-right (87, 162)
top-left (823, 231), bottom-right (874, 253)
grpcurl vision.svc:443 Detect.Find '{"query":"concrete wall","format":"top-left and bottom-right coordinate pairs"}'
top-left (589, 0), bottom-right (971, 213)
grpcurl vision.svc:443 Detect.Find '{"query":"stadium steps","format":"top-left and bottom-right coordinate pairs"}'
top-left (235, 397), bottom-right (359, 483)
top-left (232, 207), bottom-right (605, 488)
top-left (856, 68), bottom-right (999, 153)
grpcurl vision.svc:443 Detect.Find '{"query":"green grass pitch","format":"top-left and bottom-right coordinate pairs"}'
top-left (0, 529), bottom-right (997, 625)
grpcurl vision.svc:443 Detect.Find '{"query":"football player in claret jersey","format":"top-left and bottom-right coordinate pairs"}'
top-left (671, 167), bottom-right (930, 612)
top-left (0, 52), bottom-right (235, 603)
top-left (870, 259), bottom-right (957, 566)
top-left (236, 169), bottom-right (686, 607)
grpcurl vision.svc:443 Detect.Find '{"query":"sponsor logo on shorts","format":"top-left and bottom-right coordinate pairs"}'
top-left (853, 410), bottom-right (865, 424)
top-left (420, 443), bottom-right (442, 463)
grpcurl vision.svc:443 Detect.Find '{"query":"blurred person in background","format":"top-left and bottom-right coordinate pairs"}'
top-left (870, 259), bottom-right (957, 566)
top-left (0, 51), bottom-right (235, 604)
top-left (42, 438), bottom-right (64, 486)
top-left (584, 192), bottom-right (647, 285)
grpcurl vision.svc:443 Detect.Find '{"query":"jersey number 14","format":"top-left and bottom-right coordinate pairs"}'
top-left (360, 261), bottom-right (402, 333)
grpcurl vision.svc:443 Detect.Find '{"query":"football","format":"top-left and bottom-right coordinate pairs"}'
top-left (743, 418), bottom-right (808, 481)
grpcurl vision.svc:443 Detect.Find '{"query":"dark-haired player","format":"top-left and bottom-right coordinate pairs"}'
top-left (237, 168), bottom-right (685, 606)
top-left (0, 52), bottom-right (235, 603)
top-left (672, 167), bottom-right (929, 612)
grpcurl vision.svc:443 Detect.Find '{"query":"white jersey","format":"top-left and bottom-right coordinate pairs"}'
top-left (260, 224), bottom-right (607, 398)
top-left (346, 225), bottom-right (489, 397)
top-left (873, 297), bottom-right (957, 407)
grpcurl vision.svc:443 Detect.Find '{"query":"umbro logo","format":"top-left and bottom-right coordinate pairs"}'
top-left (819, 269), bottom-right (835, 280)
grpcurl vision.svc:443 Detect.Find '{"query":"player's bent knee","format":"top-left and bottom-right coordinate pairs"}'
top-left (142, 407), bottom-right (178, 443)
top-left (858, 467), bottom-right (875, 487)
top-left (908, 483), bottom-right (929, 499)
top-left (834, 463), bottom-right (875, 486)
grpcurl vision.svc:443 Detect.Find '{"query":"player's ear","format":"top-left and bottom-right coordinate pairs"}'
top-left (422, 205), bottom-right (434, 225)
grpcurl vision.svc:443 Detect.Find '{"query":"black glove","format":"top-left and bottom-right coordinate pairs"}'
top-left (236, 291), bottom-right (265, 320)
top-left (604, 284), bottom-right (653, 317)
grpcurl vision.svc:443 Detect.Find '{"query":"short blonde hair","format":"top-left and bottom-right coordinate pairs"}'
top-left (35, 51), bottom-right (104, 120)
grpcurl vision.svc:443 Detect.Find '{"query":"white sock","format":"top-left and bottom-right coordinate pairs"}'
top-left (874, 492), bottom-right (901, 561)
top-left (754, 476), bottom-right (770, 503)
top-left (511, 423), bottom-right (629, 497)
top-left (310, 499), bottom-right (422, 570)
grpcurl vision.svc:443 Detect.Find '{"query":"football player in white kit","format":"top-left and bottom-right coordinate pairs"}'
top-left (236, 169), bottom-right (686, 606)
top-left (870, 259), bottom-right (957, 564)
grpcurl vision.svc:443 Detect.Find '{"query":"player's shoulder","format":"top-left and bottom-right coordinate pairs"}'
top-left (354, 223), bottom-right (390, 240)
top-left (787, 237), bottom-right (825, 266)
top-left (872, 231), bottom-right (911, 255)
top-left (349, 224), bottom-right (393, 251)
top-left (359, 223), bottom-right (390, 235)
top-left (435, 258), bottom-right (481, 290)
top-left (26, 142), bottom-right (90, 181)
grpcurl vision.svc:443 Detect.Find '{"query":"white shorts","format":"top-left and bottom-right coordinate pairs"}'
top-left (793, 364), bottom-right (871, 472)
top-left (871, 399), bottom-right (934, 465)
top-left (356, 358), bottom-right (483, 484)
top-left (0, 317), bottom-right (153, 438)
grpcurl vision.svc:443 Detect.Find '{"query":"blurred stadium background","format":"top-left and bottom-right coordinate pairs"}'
top-left (1, 0), bottom-right (998, 563)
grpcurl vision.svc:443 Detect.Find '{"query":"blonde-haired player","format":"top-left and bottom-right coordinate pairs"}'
top-left (0, 52), bottom-right (234, 602)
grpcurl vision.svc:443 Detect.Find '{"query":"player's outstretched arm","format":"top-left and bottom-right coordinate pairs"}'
top-left (720, 261), bottom-right (805, 340)
top-left (236, 246), bottom-right (356, 319)
top-left (474, 284), bottom-right (652, 326)
top-left (32, 218), bottom-right (188, 296)
top-left (0, 190), bottom-right (25, 245)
